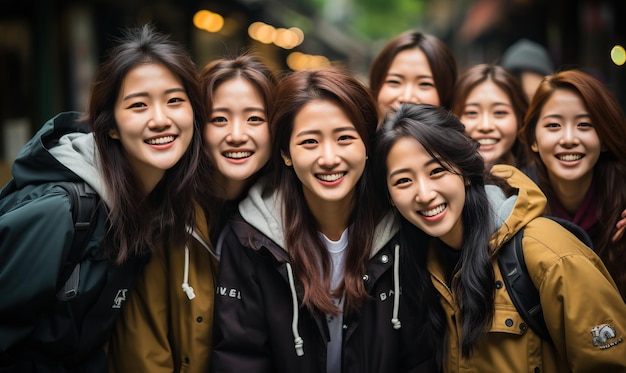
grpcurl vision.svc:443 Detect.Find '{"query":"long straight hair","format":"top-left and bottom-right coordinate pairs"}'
top-left (451, 64), bottom-right (530, 168)
top-left (373, 104), bottom-right (512, 363)
top-left (270, 68), bottom-right (380, 315)
top-left (88, 25), bottom-right (207, 263)
top-left (518, 69), bottom-right (626, 298)
top-left (368, 30), bottom-right (458, 109)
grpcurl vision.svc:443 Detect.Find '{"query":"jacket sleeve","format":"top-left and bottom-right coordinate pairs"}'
top-left (531, 235), bottom-right (626, 372)
top-left (212, 223), bottom-right (274, 372)
top-left (0, 191), bottom-right (74, 353)
top-left (106, 247), bottom-right (174, 372)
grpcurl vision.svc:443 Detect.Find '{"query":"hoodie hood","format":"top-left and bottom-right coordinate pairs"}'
top-left (488, 164), bottom-right (547, 253)
top-left (238, 178), bottom-right (399, 256)
top-left (7, 111), bottom-right (109, 206)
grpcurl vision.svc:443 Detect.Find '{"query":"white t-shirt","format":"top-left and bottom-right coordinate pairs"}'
top-left (320, 228), bottom-right (348, 373)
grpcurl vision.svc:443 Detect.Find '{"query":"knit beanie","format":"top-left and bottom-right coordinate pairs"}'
top-left (500, 39), bottom-right (554, 76)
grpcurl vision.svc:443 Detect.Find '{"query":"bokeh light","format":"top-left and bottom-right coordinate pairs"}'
top-left (611, 45), bottom-right (626, 66)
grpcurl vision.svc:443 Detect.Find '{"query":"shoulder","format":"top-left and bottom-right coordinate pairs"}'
top-left (521, 217), bottom-right (606, 285)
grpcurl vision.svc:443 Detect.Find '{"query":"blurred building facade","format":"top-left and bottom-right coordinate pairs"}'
top-left (1, 0), bottom-right (624, 184)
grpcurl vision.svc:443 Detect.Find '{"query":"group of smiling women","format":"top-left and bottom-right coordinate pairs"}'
top-left (2, 25), bottom-right (625, 373)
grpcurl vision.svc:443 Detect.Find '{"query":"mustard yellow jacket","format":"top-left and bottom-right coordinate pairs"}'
top-left (107, 207), bottom-right (219, 373)
top-left (430, 165), bottom-right (626, 373)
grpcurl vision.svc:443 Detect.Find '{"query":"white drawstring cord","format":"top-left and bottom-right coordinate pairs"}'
top-left (286, 262), bottom-right (304, 356)
top-left (182, 246), bottom-right (196, 300)
top-left (391, 244), bottom-right (401, 329)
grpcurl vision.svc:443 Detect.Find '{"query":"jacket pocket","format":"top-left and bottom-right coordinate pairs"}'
top-left (490, 306), bottom-right (527, 335)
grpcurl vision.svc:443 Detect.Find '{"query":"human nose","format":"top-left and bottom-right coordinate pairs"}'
top-left (559, 125), bottom-right (579, 147)
top-left (414, 178), bottom-right (436, 203)
top-left (227, 119), bottom-right (248, 144)
top-left (477, 113), bottom-right (494, 132)
top-left (318, 142), bottom-right (340, 167)
top-left (148, 104), bottom-right (172, 130)
top-left (399, 84), bottom-right (419, 104)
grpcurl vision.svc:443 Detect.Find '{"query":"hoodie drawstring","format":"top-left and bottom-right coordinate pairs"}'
top-left (285, 262), bottom-right (304, 356)
top-left (182, 245), bottom-right (196, 300)
top-left (391, 244), bottom-right (401, 330)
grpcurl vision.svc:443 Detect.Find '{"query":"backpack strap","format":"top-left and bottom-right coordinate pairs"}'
top-left (55, 181), bottom-right (101, 301)
top-left (497, 229), bottom-right (552, 343)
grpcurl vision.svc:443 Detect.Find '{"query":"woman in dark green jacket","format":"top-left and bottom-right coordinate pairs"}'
top-left (0, 25), bottom-right (209, 372)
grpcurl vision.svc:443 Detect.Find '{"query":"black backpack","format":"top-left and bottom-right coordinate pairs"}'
top-left (53, 181), bottom-right (101, 301)
top-left (497, 216), bottom-right (593, 343)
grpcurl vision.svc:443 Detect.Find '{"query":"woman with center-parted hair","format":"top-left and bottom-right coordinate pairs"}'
top-left (211, 67), bottom-right (435, 373)
top-left (107, 54), bottom-right (277, 373)
top-left (372, 103), bottom-right (626, 372)
top-left (369, 29), bottom-right (458, 120)
top-left (0, 25), bottom-right (207, 371)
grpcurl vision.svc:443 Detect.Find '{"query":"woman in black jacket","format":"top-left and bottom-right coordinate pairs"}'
top-left (212, 67), bottom-right (434, 373)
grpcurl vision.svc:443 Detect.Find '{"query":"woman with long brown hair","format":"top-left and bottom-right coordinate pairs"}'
top-left (369, 29), bottom-right (457, 119)
top-left (212, 67), bottom-right (434, 372)
top-left (518, 69), bottom-right (626, 300)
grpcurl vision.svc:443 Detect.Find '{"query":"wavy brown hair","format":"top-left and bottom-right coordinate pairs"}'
top-left (270, 68), bottom-right (380, 315)
top-left (88, 25), bottom-right (208, 263)
top-left (369, 30), bottom-right (458, 110)
top-left (452, 64), bottom-right (530, 168)
top-left (518, 69), bottom-right (626, 298)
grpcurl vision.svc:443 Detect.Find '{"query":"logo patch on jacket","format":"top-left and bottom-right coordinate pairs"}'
top-left (112, 289), bottom-right (128, 308)
top-left (590, 323), bottom-right (623, 349)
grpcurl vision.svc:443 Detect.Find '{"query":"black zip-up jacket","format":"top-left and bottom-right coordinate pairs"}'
top-left (212, 181), bottom-right (435, 373)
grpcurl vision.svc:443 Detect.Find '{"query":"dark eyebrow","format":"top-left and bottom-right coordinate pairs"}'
top-left (294, 127), bottom-right (358, 138)
top-left (122, 87), bottom-right (186, 101)
top-left (388, 158), bottom-right (439, 178)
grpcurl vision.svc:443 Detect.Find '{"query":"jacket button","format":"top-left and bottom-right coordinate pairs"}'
top-left (520, 323), bottom-right (527, 331)
top-left (196, 316), bottom-right (203, 323)
top-left (505, 318), bottom-right (514, 327)
top-left (495, 281), bottom-right (503, 289)
top-left (362, 274), bottom-right (369, 282)
top-left (381, 255), bottom-right (389, 263)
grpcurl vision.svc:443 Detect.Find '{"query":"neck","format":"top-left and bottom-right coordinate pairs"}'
top-left (548, 174), bottom-right (592, 215)
top-left (218, 174), bottom-right (247, 201)
top-left (306, 195), bottom-right (354, 241)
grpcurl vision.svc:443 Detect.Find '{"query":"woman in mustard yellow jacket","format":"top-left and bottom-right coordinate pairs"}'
top-left (372, 104), bottom-right (626, 372)
top-left (107, 54), bottom-right (277, 372)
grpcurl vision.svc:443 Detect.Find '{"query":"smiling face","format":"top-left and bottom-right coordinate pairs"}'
top-left (460, 80), bottom-right (518, 165)
top-left (377, 48), bottom-right (441, 116)
top-left (532, 89), bottom-right (601, 187)
top-left (386, 136), bottom-right (465, 249)
top-left (284, 99), bottom-right (367, 210)
top-left (204, 77), bottom-right (270, 198)
top-left (112, 62), bottom-right (194, 193)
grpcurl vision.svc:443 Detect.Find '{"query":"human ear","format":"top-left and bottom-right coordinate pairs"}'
top-left (108, 128), bottom-right (120, 139)
top-left (530, 141), bottom-right (538, 152)
top-left (280, 150), bottom-right (292, 166)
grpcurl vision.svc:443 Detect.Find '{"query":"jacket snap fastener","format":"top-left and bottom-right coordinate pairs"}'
top-left (505, 318), bottom-right (514, 327)
top-left (495, 281), bottom-right (503, 289)
top-left (520, 323), bottom-right (527, 331)
top-left (362, 274), bottom-right (369, 281)
top-left (380, 255), bottom-right (389, 263)
top-left (196, 316), bottom-right (203, 323)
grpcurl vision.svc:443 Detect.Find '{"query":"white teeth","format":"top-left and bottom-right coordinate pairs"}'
top-left (558, 154), bottom-right (583, 162)
top-left (419, 204), bottom-right (446, 217)
top-left (224, 151), bottom-right (252, 159)
top-left (477, 138), bottom-right (497, 145)
top-left (146, 136), bottom-right (175, 145)
top-left (317, 172), bottom-right (345, 182)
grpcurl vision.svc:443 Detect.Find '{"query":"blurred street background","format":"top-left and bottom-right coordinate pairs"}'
top-left (1, 0), bottom-right (625, 185)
